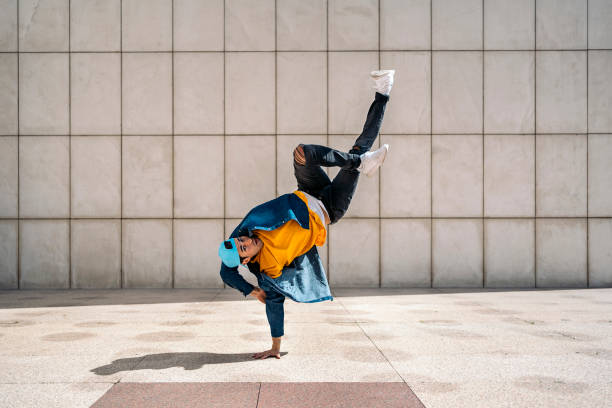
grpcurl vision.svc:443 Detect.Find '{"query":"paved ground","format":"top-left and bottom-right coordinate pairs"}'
top-left (0, 287), bottom-right (611, 407)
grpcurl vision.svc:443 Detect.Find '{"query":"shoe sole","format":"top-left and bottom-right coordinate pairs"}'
top-left (370, 70), bottom-right (395, 79)
top-left (365, 145), bottom-right (389, 177)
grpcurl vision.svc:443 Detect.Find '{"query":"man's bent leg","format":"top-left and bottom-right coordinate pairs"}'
top-left (349, 92), bottom-right (389, 154)
top-left (319, 168), bottom-right (359, 224)
top-left (299, 144), bottom-right (361, 169)
top-left (293, 145), bottom-right (332, 198)
top-left (317, 93), bottom-right (389, 222)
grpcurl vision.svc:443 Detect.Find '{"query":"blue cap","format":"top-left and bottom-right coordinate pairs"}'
top-left (219, 239), bottom-right (241, 268)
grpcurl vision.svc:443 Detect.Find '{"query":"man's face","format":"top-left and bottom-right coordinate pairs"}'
top-left (235, 235), bottom-right (263, 264)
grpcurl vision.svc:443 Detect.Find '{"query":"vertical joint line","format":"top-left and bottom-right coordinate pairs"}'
top-left (481, 0), bottom-right (485, 288)
top-left (534, 0), bottom-right (537, 288)
top-left (222, 0), bottom-right (227, 289)
top-left (68, 0), bottom-right (72, 289)
top-left (171, 0), bottom-right (175, 289)
top-left (275, 0), bottom-right (278, 198)
top-left (429, 0), bottom-right (433, 288)
top-left (585, 0), bottom-right (590, 286)
top-left (326, 0), bottom-right (330, 280)
top-left (120, 0), bottom-right (123, 289)
top-left (16, 0), bottom-right (20, 289)
top-left (378, 0), bottom-right (381, 288)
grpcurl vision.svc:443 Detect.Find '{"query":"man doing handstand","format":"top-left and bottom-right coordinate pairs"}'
top-left (218, 70), bottom-right (395, 359)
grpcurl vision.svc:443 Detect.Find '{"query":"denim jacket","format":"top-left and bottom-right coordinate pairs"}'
top-left (219, 193), bottom-right (334, 338)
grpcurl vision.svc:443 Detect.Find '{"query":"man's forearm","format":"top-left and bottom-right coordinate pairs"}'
top-left (272, 336), bottom-right (281, 351)
top-left (220, 263), bottom-right (254, 297)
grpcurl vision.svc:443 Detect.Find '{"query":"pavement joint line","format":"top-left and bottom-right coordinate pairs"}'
top-left (334, 296), bottom-right (424, 405)
top-left (255, 382), bottom-right (262, 407)
top-left (129, 355), bottom-right (148, 372)
top-left (0, 382), bottom-right (117, 385)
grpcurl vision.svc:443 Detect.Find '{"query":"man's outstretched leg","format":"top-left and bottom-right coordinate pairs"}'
top-left (315, 69), bottom-right (395, 223)
top-left (350, 92), bottom-right (389, 155)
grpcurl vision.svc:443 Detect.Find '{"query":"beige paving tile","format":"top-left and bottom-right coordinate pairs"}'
top-left (225, 53), bottom-right (275, 134)
top-left (19, 54), bottom-right (69, 135)
top-left (0, 382), bottom-right (112, 408)
top-left (329, 219), bottom-right (379, 287)
top-left (432, 52), bottom-right (483, 133)
top-left (122, 136), bottom-right (172, 218)
top-left (226, 0), bottom-right (275, 51)
top-left (536, 134), bottom-right (587, 217)
top-left (71, 136), bottom-right (121, 217)
top-left (122, 220), bottom-right (173, 288)
top-left (381, 135), bottom-right (431, 217)
top-left (329, 0), bottom-right (378, 51)
top-left (19, 220), bottom-right (69, 289)
top-left (484, 134), bottom-right (535, 217)
top-left (174, 219), bottom-right (225, 288)
top-left (328, 52), bottom-right (379, 134)
top-left (432, 0), bottom-right (482, 50)
top-left (381, 0), bottom-right (430, 50)
top-left (173, 53), bottom-right (224, 134)
top-left (277, 52), bottom-right (327, 134)
top-left (432, 135), bottom-right (483, 217)
top-left (484, 52), bottom-right (535, 133)
top-left (380, 52), bottom-right (431, 134)
top-left (0, 220), bottom-right (17, 289)
top-left (0, 0), bottom-right (17, 51)
top-left (70, 0), bottom-right (121, 51)
top-left (277, 0), bottom-right (327, 51)
top-left (19, 0), bottom-right (69, 51)
top-left (173, 136), bottom-right (224, 217)
top-left (588, 51), bottom-right (612, 133)
top-left (536, 0), bottom-right (587, 49)
top-left (174, 0), bottom-right (223, 51)
top-left (122, 53), bottom-right (172, 135)
top-left (536, 51), bottom-right (587, 133)
top-left (122, 0), bottom-right (172, 51)
top-left (71, 220), bottom-right (121, 289)
top-left (0, 136), bottom-right (18, 216)
top-left (0, 54), bottom-right (17, 134)
top-left (589, 0), bottom-right (612, 48)
top-left (536, 219), bottom-right (587, 287)
top-left (2, 288), bottom-right (611, 407)
top-left (484, 0), bottom-right (534, 50)
top-left (71, 53), bottom-right (120, 135)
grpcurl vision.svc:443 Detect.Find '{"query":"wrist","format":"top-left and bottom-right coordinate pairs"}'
top-left (271, 336), bottom-right (281, 351)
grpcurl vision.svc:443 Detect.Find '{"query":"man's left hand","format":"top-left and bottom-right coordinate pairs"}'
top-left (252, 348), bottom-right (280, 359)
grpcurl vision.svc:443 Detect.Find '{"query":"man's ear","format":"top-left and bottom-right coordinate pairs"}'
top-left (242, 257), bottom-right (251, 265)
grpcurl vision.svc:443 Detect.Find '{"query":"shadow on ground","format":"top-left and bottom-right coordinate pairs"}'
top-left (91, 351), bottom-right (289, 375)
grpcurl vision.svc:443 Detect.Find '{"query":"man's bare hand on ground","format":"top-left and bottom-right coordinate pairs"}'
top-left (252, 348), bottom-right (281, 359)
top-left (250, 287), bottom-right (266, 303)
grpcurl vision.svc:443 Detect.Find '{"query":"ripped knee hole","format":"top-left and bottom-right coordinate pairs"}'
top-left (293, 145), bottom-right (306, 165)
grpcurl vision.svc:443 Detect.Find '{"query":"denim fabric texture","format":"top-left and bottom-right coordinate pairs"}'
top-left (219, 193), bottom-right (333, 338)
top-left (219, 92), bottom-right (389, 338)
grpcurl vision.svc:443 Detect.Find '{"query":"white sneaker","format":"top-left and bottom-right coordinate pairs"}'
top-left (370, 70), bottom-right (395, 96)
top-left (357, 144), bottom-right (389, 177)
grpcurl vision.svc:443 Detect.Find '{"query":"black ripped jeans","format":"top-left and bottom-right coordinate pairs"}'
top-left (293, 92), bottom-right (389, 224)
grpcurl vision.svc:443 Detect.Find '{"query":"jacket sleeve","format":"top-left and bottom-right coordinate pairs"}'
top-left (219, 262), bottom-right (255, 297)
top-left (265, 289), bottom-right (286, 338)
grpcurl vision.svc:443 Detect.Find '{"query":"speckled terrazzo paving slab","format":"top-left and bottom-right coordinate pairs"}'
top-left (91, 382), bottom-right (425, 408)
top-left (1, 288), bottom-right (612, 407)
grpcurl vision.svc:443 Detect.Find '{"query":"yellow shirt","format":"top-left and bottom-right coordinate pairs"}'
top-left (252, 191), bottom-right (327, 279)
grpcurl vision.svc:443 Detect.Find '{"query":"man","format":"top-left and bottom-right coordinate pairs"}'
top-left (218, 70), bottom-right (395, 359)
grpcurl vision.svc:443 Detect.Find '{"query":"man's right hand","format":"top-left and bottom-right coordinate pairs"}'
top-left (250, 287), bottom-right (266, 304)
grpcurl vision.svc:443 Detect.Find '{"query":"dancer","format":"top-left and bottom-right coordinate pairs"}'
top-left (219, 70), bottom-right (395, 359)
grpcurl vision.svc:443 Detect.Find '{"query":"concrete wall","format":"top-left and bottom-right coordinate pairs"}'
top-left (1, 0), bottom-right (612, 289)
